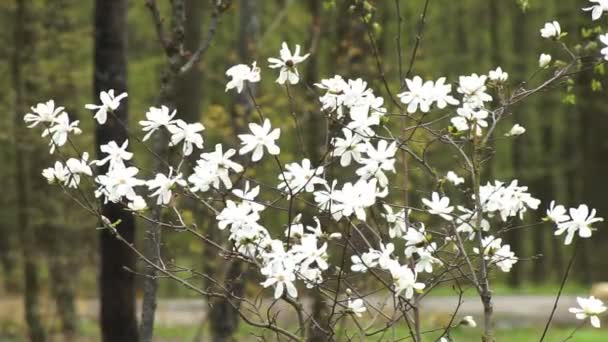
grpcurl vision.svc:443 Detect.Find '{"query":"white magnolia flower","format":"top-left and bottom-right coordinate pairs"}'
top-left (390, 265), bottom-right (425, 299)
top-left (192, 144), bottom-right (243, 190)
top-left (382, 204), bottom-right (408, 238)
top-left (64, 152), bottom-right (93, 188)
top-left (167, 119), bottom-right (205, 156)
top-left (460, 315), bottom-right (477, 327)
top-left (446, 171), bottom-right (465, 185)
top-left (540, 21), bottom-right (561, 39)
top-left (506, 123), bottom-right (526, 136)
top-left (488, 67), bottom-right (509, 82)
top-left (232, 181), bottom-right (265, 213)
top-left (330, 179), bottom-right (387, 221)
top-left (356, 140), bottom-right (397, 188)
top-left (415, 243), bottom-right (440, 273)
top-left (238, 119), bottom-right (281, 162)
top-left (455, 206), bottom-right (491, 240)
top-left (146, 167), bottom-right (187, 205)
top-left (569, 296), bottom-right (606, 328)
top-left (600, 34), bottom-right (608, 61)
top-left (332, 128), bottom-right (367, 167)
top-left (217, 200), bottom-right (260, 231)
top-left (422, 192), bottom-right (454, 221)
top-left (85, 89), bottom-right (128, 125)
top-left (493, 244), bottom-right (518, 272)
top-left (127, 196), bottom-right (147, 211)
top-left (347, 297), bottom-right (367, 317)
top-left (350, 250), bottom-right (379, 272)
top-left (377, 243), bottom-right (396, 270)
top-left (431, 77), bottom-right (459, 109)
top-left (404, 223), bottom-right (428, 257)
top-left (478, 180), bottom-right (540, 221)
top-left (397, 76), bottom-right (458, 113)
top-left (539, 53), bottom-right (552, 68)
top-left (24, 100), bottom-right (65, 127)
top-left (316, 75), bottom-right (348, 115)
top-left (42, 162), bottom-right (69, 185)
top-left (278, 158), bottom-right (326, 194)
top-left (267, 42), bottom-right (309, 85)
top-left (95, 166), bottom-right (145, 203)
top-left (398, 76), bottom-right (434, 113)
top-left (555, 204), bottom-right (603, 245)
top-left (225, 62), bottom-right (261, 93)
top-left (583, 0), bottom-right (608, 21)
top-left (140, 106), bottom-right (177, 141)
top-left (546, 201), bottom-right (569, 223)
top-left (41, 112), bottom-right (81, 154)
top-left (457, 74), bottom-right (492, 106)
top-left (292, 234), bottom-right (328, 270)
top-left (261, 262), bottom-right (298, 299)
top-left (95, 140), bottom-right (133, 171)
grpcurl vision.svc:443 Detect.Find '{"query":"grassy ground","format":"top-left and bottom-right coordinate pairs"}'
top-left (1, 318), bottom-right (605, 341)
top-left (425, 282), bottom-right (588, 297)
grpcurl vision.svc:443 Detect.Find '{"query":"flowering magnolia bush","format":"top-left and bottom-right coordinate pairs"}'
top-left (22, 2), bottom-right (608, 341)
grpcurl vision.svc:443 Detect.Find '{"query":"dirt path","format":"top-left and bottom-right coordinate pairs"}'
top-left (0, 294), bottom-right (583, 328)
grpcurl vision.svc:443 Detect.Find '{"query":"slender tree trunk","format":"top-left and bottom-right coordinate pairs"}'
top-left (140, 1), bottom-right (187, 340)
top-left (507, 6), bottom-right (528, 288)
top-left (93, 1), bottom-right (139, 341)
top-left (12, 1), bottom-right (46, 341)
top-left (0, 224), bottom-right (18, 292)
top-left (208, 2), bottom-right (258, 341)
top-left (209, 261), bottom-right (245, 342)
top-left (304, 1), bottom-right (331, 341)
top-left (577, 55), bottom-right (606, 282)
top-left (45, 224), bottom-right (77, 340)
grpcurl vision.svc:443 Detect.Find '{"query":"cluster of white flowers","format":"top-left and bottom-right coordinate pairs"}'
top-left (25, 100), bottom-right (82, 154)
top-left (316, 76), bottom-right (386, 133)
top-left (24, 23), bottom-right (608, 331)
top-left (546, 201), bottom-right (604, 245)
top-left (477, 180), bottom-right (541, 221)
top-left (474, 236), bottom-right (517, 272)
top-left (42, 152), bottom-right (92, 188)
top-left (350, 241), bottom-right (427, 299)
top-left (397, 76), bottom-right (459, 114)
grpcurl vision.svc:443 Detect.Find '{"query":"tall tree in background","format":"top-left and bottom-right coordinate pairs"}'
top-left (93, 1), bottom-right (139, 341)
top-left (304, 1), bottom-right (331, 341)
top-left (208, 2), bottom-right (258, 341)
top-left (12, 0), bottom-right (46, 341)
top-left (142, 2), bottom-right (230, 340)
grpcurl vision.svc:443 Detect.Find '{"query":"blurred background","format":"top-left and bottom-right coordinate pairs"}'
top-left (1, 0), bottom-right (608, 341)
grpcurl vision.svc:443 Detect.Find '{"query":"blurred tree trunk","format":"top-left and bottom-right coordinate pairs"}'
top-left (304, 1), bottom-right (331, 341)
top-left (577, 57), bottom-right (606, 282)
top-left (507, 5), bottom-right (527, 288)
top-left (175, 0), bottom-right (204, 127)
top-left (45, 224), bottom-right (77, 340)
top-left (207, 2), bottom-right (259, 341)
top-left (0, 224), bottom-right (18, 292)
top-left (42, 0), bottom-right (79, 337)
top-left (93, 1), bottom-right (139, 341)
top-left (12, 1), bottom-right (46, 341)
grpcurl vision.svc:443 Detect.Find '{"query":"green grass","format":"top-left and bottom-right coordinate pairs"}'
top-left (425, 282), bottom-right (588, 297)
top-left (3, 318), bottom-right (605, 341)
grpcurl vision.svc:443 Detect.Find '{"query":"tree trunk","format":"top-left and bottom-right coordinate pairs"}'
top-left (209, 261), bottom-right (245, 342)
top-left (45, 224), bottom-right (77, 340)
top-left (93, 1), bottom-right (139, 341)
top-left (12, 1), bottom-right (46, 341)
top-left (208, 1), bottom-right (258, 341)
